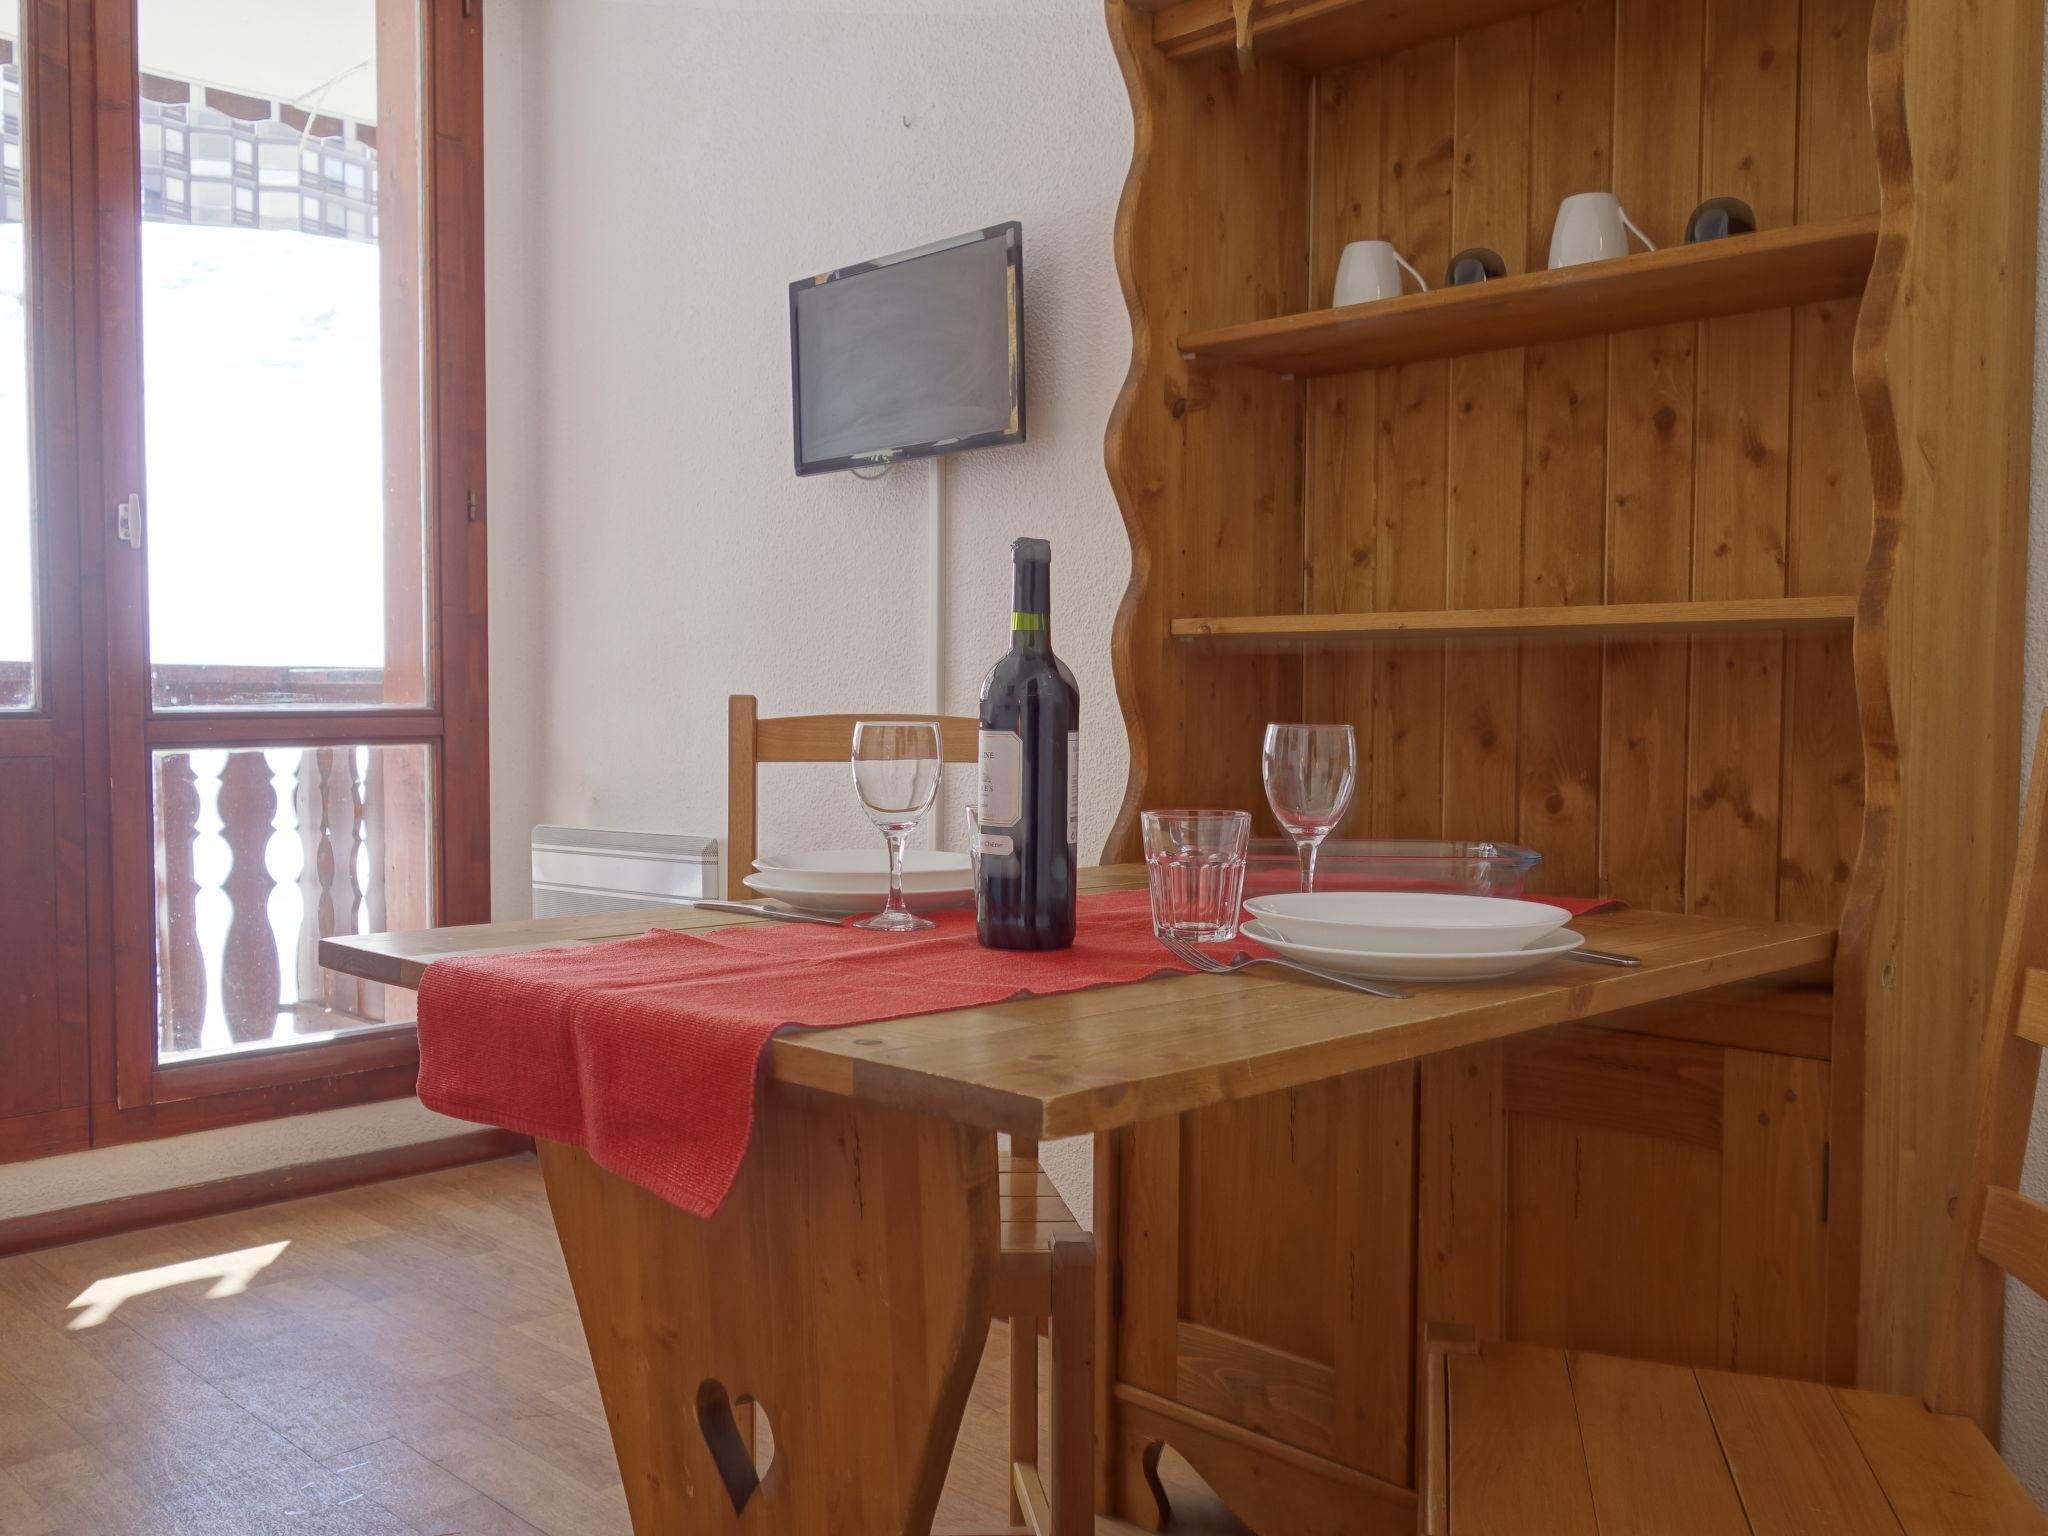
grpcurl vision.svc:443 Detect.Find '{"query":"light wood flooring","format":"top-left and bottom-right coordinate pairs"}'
top-left (0, 1154), bottom-right (1249, 1535)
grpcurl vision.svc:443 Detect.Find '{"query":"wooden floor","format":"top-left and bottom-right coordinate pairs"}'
top-left (0, 1154), bottom-right (1249, 1535)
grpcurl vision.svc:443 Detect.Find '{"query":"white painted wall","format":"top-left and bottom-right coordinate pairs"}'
top-left (506, 0), bottom-right (1133, 1205)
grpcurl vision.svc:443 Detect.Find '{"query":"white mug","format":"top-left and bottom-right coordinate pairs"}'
top-left (1332, 240), bottom-right (1427, 307)
top-left (1547, 192), bottom-right (1656, 269)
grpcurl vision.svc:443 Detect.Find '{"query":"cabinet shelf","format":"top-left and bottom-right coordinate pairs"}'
top-left (1171, 597), bottom-right (1859, 646)
top-left (1144, 0), bottom-right (1558, 69)
top-left (1179, 217), bottom-right (1878, 377)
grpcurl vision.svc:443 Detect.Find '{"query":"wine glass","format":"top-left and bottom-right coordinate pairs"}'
top-left (1261, 723), bottom-right (1356, 893)
top-left (850, 721), bottom-right (944, 932)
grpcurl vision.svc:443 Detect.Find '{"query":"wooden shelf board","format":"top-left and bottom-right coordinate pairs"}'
top-left (1171, 597), bottom-right (1859, 646)
top-left (1149, 0), bottom-right (1558, 68)
top-left (1179, 216), bottom-right (1878, 377)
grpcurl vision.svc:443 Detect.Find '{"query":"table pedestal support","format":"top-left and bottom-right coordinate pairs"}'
top-left (539, 1081), bottom-right (997, 1535)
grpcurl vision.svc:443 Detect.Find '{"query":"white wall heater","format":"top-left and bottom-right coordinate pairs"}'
top-left (529, 826), bottom-right (720, 917)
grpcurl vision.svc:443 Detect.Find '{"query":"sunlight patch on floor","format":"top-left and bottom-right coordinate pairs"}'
top-left (66, 1239), bottom-right (291, 1329)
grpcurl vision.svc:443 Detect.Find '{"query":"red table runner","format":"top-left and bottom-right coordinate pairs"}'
top-left (416, 887), bottom-right (1622, 1220)
top-left (418, 890), bottom-right (1197, 1217)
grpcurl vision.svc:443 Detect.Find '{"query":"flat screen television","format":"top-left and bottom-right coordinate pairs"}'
top-left (789, 222), bottom-right (1024, 477)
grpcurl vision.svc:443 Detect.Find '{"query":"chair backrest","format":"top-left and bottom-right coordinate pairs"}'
top-left (1923, 710), bottom-right (2048, 1420)
top-left (724, 695), bottom-right (979, 900)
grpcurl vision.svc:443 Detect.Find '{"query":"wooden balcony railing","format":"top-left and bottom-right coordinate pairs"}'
top-left (155, 742), bottom-right (427, 1060)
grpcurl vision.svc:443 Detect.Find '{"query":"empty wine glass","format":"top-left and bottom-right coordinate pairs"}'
top-left (1261, 723), bottom-right (1356, 893)
top-left (851, 721), bottom-right (944, 932)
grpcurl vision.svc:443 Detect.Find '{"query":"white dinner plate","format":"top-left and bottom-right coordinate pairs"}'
top-left (754, 849), bottom-right (973, 894)
top-left (1240, 891), bottom-right (1570, 954)
top-left (1241, 919), bottom-right (1586, 981)
top-left (743, 874), bottom-right (974, 914)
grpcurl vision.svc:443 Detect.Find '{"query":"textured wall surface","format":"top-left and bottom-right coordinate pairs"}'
top-left (506, 0), bottom-right (1133, 1210)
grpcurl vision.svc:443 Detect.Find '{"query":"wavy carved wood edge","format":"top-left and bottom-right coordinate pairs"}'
top-left (1102, 0), bottom-right (1159, 866)
top-left (1833, 0), bottom-right (1907, 1397)
top-left (1844, 0), bottom-right (2044, 1416)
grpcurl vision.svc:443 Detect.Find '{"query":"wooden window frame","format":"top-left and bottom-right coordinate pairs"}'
top-left (0, 0), bottom-right (94, 1165)
top-left (0, 0), bottom-right (490, 1157)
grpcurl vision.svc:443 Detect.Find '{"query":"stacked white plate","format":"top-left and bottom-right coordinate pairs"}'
top-left (743, 850), bottom-right (975, 914)
top-left (1240, 892), bottom-right (1583, 982)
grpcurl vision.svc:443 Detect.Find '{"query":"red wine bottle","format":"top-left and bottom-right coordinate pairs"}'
top-left (975, 537), bottom-right (1079, 950)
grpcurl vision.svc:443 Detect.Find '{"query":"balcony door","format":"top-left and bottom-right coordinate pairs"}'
top-left (0, 0), bottom-right (486, 1157)
top-left (0, 0), bottom-right (92, 1161)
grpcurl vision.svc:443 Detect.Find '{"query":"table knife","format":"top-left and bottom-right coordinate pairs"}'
top-left (683, 899), bottom-right (845, 928)
top-left (1565, 947), bottom-right (1641, 968)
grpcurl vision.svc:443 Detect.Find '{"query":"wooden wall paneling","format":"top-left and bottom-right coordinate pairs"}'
top-left (1366, 38), bottom-right (1453, 840)
top-left (1192, 55), bottom-right (1312, 825)
top-left (1718, 1048), bottom-right (1830, 1378)
top-left (1104, 8), bottom-right (1309, 857)
top-left (1687, 0), bottom-right (1799, 920)
top-left (1779, 0), bottom-right (1875, 933)
top-left (1846, 0), bottom-right (2041, 1410)
top-left (1787, 0), bottom-right (1877, 1389)
top-left (1303, 60), bottom-right (1383, 781)
top-left (1601, 0), bottom-right (1703, 912)
top-left (1441, 19), bottom-right (1530, 843)
top-left (1517, 1), bottom-right (1613, 898)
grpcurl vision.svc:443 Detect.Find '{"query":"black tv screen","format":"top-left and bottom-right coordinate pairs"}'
top-left (789, 222), bottom-right (1025, 476)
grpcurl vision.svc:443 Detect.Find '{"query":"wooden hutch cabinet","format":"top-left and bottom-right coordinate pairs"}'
top-left (1095, 0), bottom-right (2042, 1528)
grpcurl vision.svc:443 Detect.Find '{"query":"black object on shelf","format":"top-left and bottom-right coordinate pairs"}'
top-left (1445, 246), bottom-right (1507, 286)
top-left (1685, 196), bottom-right (1759, 243)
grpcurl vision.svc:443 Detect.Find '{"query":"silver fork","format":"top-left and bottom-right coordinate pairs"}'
top-left (1163, 938), bottom-right (1414, 1001)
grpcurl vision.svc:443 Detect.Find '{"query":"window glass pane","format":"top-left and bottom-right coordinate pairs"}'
top-left (153, 742), bottom-right (431, 1062)
top-left (138, 0), bottom-right (426, 711)
top-left (0, 0), bottom-right (34, 710)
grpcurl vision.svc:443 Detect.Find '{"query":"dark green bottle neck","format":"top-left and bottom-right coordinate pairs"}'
top-left (1012, 558), bottom-right (1051, 650)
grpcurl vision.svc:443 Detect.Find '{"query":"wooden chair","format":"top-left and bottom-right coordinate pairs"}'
top-left (1417, 718), bottom-right (2048, 1534)
top-left (726, 694), bottom-right (1093, 1534)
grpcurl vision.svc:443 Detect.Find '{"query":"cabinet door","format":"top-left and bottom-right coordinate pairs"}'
top-left (1420, 1027), bottom-right (1830, 1379)
top-left (1115, 1064), bottom-right (1416, 1493)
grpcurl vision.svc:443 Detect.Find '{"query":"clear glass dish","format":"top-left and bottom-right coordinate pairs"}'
top-left (1243, 838), bottom-right (1542, 899)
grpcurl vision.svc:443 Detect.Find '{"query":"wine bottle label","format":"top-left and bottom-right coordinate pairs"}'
top-left (975, 831), bottom-right (1015, 857)
top-left (978, 728), bottom-right (1023, 828)
top-left (1067, 731), bottom-right (1079, 845)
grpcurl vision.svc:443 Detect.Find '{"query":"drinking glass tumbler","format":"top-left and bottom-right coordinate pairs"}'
top-left (1142, 810), bottom-right (1253, 942)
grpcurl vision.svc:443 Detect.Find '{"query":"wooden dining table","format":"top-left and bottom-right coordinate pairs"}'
top-left (321, 865), bottom-right (1834, 1536)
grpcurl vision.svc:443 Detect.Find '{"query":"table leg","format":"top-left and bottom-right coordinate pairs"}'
top-left (538, 1081), bottom-right (997, 1536)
